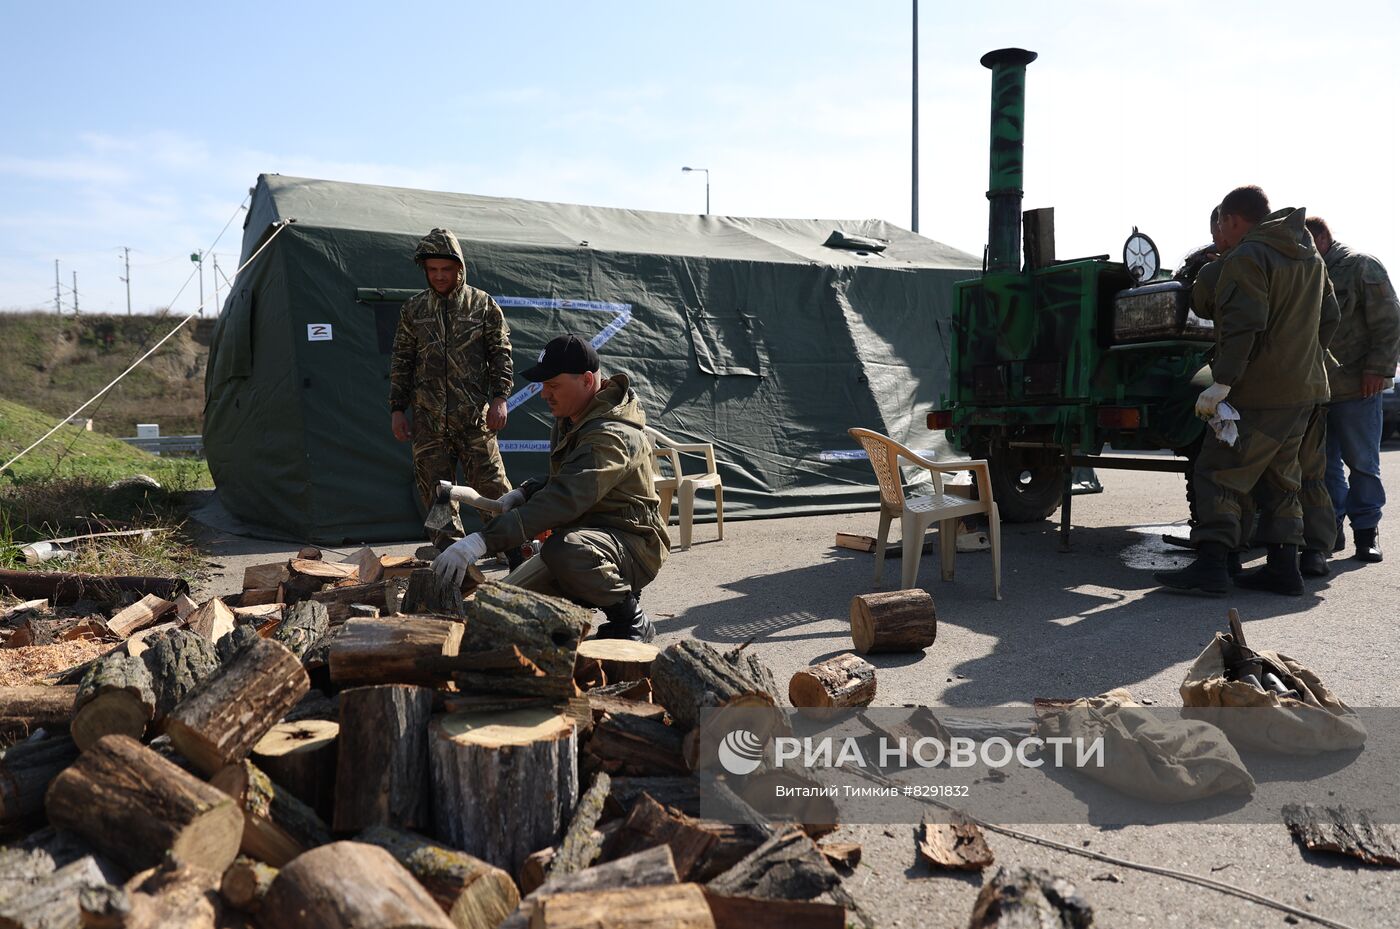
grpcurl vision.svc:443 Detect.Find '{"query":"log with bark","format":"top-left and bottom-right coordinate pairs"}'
top-left (328, 617), bottom-right (464, 687)
top-left (0, 685), bottom-right (78, 739)
top-left (45, 734), bottom-right (244, 873)
top-left (259, 841), bottom-right (455, 929)
top-left (587, 694), bottom-right (666, 725)
top-left (271, 600), bottom-right (330, 661)
top-left (333, 685), bottom-right (432, 833)
top-left (220, 856), bottom-right (276, 915)
top-left (607, 793), bottom-right (767, 883)
top-left (588, 677), bottom-right (653, 703)
top-left (451, 583), bottom-right (587, 699)
top-left (216, 624), bottom-right (262, 665)
top-left (242, 562), bottom-right (291, 591)
top-left (251, 719), bottom-right (338, 822)
top-left (702, 891), bottom-right (847, 929)
top-left (916, 813), bottom-right (994, 871)
top-left (237, 586), bottom-right (284, 607)
top-left (210, 759), bottom-right (332, 867)
top-left (71, 652), bottom-right (156, 750)
top-left (650, 640), bottom-right (779, 732)
top-left (428, 707), bottom-right (578, 875)
top-left (546, 773), bottom-right (612, 880)
top-left (288, 558), bottom-right (357, 585)
top-left (605, 776), bottom-right (702, 819)
top-left (343, 547), bottom-right (384, 586)
top-left (401, 568), bottom-right (467, 617)
top-left (121, 862), bottom-right (228, 929)
top-left (0, 733), bottom-right (79, 828)
top-left (499, 846), bottom-right (680, 929)
top-left (968, 866), bottom-right (1094, 929)
top-left (165, 637), bottom-right (309, 775)
top-left (0, 853), bottom-right (113, 929)
top-left (787, 653), bottom-right (877, 709)
top-left (78, 882), bottom-right (133, 928)
top-left (312, 579), bottom-right (402, 624)
top-left (358, 826), bottom-right (520, 929)
top-left (849, 589), bottom-right (937, 654)
top-left (705, 825), bottom-right (843, 902)
top-left (0, 568), bottom-right (187, 606)
top-left (106, 594), bottom-right (177, 639)
top-left (587, 713), bottom-right (688, 776)
top-left (140, 627), bottom-right (221, 723)
top-left (1282, 803), bottom-right (1400, 866)
top-left (530, 884), bottom-right (715, 929)
top-left (184, 598), bottom-right (237, 644)
top-left (575, 640), bottom-right (659, 684)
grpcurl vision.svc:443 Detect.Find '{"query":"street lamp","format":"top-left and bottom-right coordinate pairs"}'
top-left (190, 249), bottom-right (205, 317)
top-left (681, 166), bottom-right (710, 215)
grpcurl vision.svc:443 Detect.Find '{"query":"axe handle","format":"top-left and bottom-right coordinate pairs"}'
top-left (446, 484), bottom-right (505, 513)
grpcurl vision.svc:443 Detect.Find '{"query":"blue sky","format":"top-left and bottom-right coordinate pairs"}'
top-left (2, 1), bottom-right (1397, 314)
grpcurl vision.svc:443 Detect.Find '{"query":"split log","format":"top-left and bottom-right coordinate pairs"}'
top-left (358, 826), bottom-right (519, 929)
top-left (219, 856), bottom-right (276, 914)
top-left (79, 882), bottom-right (134, 928)
top-left (121, 863), bottom-right (226, 929)
top-left (428, 707), bottom-right (577, 875)
top-left (380, 555), bottom-right (422, 580)
top-left (452, 582), bottom-right (587, 698)
top-left (0, 568), bottom-right (187, 606)
top-left (705, 825), bottom-right (842, 901)
top-left (1283, 803), bottom-right (1400, 866)
top-left (71, 653), bottom-right (155, 750)
top-left (0, 734), bottom-right (79, 827)
top-left (333, 685), bottom-right (432, 833)
top-left (651, 640), bottom-right (779, 731)
top-left (259, 841), bottom-right (455, 929)
top-left (184, 598), bottom-right (236, 643)
top-left (576, 640), bottom-right (658, 684)
top-left (588, 694), bottom-right (666, 725)
top-left (500, 847), bottom-right (677, 929)
top-left (401, 568), bottom-right (474, 617)
top-left (242, 562), bottom-right (290, 591)
top-left (216, 624), bottom-right (262, 665)
top-left (530, 884), bottom-right (714, 929)
top-left (140, 627), bottom-right (221, 723)
top-left (231, 603), bottom-right (284, 627)
top-left (573, 654), bottom-right (607, 691)
top-left (45, 734), bottom-right (244, 873)
top-left (788, 653), bottom-right (877, 709)
top-left (607, 793), bottom-right (766, 882)
top-left (2, 615), bottom-right (75, 649)
top-left (238, 586), bottom-right (283, 607)
top-left (587, 713), bottom-right (688, 775)
top-left (328, 617), bottom-right (463, 686)
top-left (606, 776), bottom-right (701, 818)
top-left (271, 600), bottom-right (329, 661)
top-left (122, 620), bottom-right (179, 659)
top-left (703, 892), bottom-right (846, 929)
top-left (917, 814), bottom-right (994, 871)
top-left (106, 594), bottom-right (176, 638)
top-left (165, 637), bottom-right (309, 775)
top-left (288, 558), bottom-right (357, 584)
top-left (734, 770), bottom-right (839, 839)
top-left (0, 685), bottom-right (78, 738)
top-left (818, 842), bottom-right (861, 870)
top-left (251, 719), bottom-right (338, 821)
top-left (174, 592), bottom-right (199, 620)
top-left (210, 759), bottom-right (332, 867)
top-left (0, 854), bottom-right (111, 929)
top-left (546, 773), bottom-right (612, 880)
top-left (312, 580), bottom-right (401, 624)
top-left (0, 598), bottom-right (47, 622)
top-left (343, 547), bottom-right (384, 586)
top-left (588, 676), bottom-right (652, 703)
top-left (968, 866), bottom-right (1094, 929)
top-left (849, 590), bottom-right (937, 654)
top-left (281, 689), bottom-right (338, 723)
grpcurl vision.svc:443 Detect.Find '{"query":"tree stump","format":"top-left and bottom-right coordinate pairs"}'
top-left (849, 590), bottom-right (937, 654)
top-left (575, 640), bottom-right (659, 684)
top-left (787, 653), bottom-right (877, 709)
top-left (72, 653), bottom-right (156, 750)
top-left (210, 759), bottom-right (332, 867)
top-left (333, 685), bottom-right (433, 833)
top-left (272, 600), bottom-right (330, 661)
top-left (44, 734), bottom-right (244, 873)
top-left (328, 617), bottom-right (464, 687)
top-left (139, 627), bottom-right (221, 723)
top-left (165, 637), bottom-right (309, 775)
top-left (651, 641), bottom-right (778, 731)
top-left (260, 841), bottom-right (455, 929)
top-left (358, 826), bottom-right (520, 929)
top-left (428, 707), bottom-right (578, 876)
top-left (251, 719), bottom-right (339, 822)
top-left (0, 734), bottom-right (79, 828)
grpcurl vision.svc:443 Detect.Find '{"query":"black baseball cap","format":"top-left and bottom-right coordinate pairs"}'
top-left (522, 333), bottom-right (600, 382)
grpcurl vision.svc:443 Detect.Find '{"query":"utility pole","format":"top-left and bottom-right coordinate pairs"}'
top-left (911, 0), bottom-right (920, 233)
top-left (54, 260), bottom-right (61, 315)
top-left (120, 246), bottom-right (132, 316)
top-left (212, 255), bottom-right (221, 315)
top-left (72, 270), bottom-right (79, 315)
top-left (190, 249), bottom-right (204, 316)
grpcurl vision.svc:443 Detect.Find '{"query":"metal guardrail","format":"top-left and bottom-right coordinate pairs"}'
top-left (121, 435), bottom-right (205, 456)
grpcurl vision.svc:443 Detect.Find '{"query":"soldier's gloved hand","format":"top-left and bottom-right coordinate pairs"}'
top-left (1195, 383), bottom-right (1231, 419)
top-left (433, 532), bottom-right (487, 589)
top-left (498, 489), bottom-right (526, 512)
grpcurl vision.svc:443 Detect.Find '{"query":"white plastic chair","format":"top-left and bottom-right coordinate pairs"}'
top-left (645, 425), bottom-right (725, 550)
top-left (848, 427), bottom-right (1001, 599)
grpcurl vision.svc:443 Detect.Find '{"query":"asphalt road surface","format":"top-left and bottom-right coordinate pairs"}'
top-left (192, 441), bottom-right (1400, 928)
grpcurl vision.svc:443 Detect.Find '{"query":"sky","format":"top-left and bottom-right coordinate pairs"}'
top-left (1, 0), bottom-right (1397, 316)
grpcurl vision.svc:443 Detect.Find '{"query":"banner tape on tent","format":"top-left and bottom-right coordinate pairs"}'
top-left (819, 448), bottom-right (940, 461)
top-left (501, 298), bottom-right (633, 425)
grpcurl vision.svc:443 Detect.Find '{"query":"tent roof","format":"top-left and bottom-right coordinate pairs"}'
top-left (247, 174), bottom-right (978, 269)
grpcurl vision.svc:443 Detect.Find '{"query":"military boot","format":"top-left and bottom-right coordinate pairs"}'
top-left (1154, 543), bottom-right (1229, 597)
top-left (1299, 549), bottom-right (1330, 577)
top-left (594, 593), bottom-right (656, 643)
top-left (505, 546), bottom-right (525, 572)
top-left (1333, 525), bottom-right (1346, 553)
top-left (1227, 550), bottom-right (1244, 577)
top-left (1353, 528), bottom-right (1383, 563)
top-left (1234, 544), bottom-right (1304, 596)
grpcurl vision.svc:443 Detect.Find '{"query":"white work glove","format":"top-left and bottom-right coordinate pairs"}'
top-left (433, 532), bottom-right (487, 589)
top-left (498, 488), bottom-right (526, 512)
top-left (1195, 383), bottom-right (1231, 420)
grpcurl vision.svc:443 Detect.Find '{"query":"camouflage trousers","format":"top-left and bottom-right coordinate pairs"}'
top-left (412, 428), bottom-right (511, 545)
top-left (538, 528), bottom-right (656, 608)
top-left (1191, 405), bottom-right (1311, 550)
top-left (1238, 405), bottom-right (1335, 552)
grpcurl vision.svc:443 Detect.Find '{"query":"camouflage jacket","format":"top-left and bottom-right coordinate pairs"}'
top-left (388, 284), bottom-right (513, 433)
top-left (1211, 208), bottom-right (1340, 409)
top-left (1321, 241), bottom-right (1400, 401)
top-left (479, 374), bottom-right (669, 577)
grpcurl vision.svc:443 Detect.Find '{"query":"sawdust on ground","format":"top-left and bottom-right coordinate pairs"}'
top-left (0, 639), bottom-right (110, 686)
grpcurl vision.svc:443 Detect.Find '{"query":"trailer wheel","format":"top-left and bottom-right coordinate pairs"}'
top-left (984, 448), bottom-right (1064, 522)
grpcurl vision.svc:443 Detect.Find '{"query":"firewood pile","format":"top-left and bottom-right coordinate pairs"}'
top-left (0, 545), bottom-right (863, 929)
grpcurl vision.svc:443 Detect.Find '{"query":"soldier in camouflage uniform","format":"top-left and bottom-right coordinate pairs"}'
top-left (1305, 217), bottom-right (1400, 564)
top-left (1156, 187), bottom-right (1339, 597)
top-left (432, 334), bottom-right (668, 642)
top-left (389, 228), bottom-right (516, 555)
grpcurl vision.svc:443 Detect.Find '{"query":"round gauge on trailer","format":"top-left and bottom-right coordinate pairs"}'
top-left (1123, 228), bottom-right (1160, 284)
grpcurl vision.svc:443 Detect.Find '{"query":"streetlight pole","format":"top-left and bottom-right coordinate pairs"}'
top-left (911, 0), bottom-right (919, 233)
top-left (190, 249), bottom-right (204, 316)
top-left (681, 166), bottom-right (710, 215)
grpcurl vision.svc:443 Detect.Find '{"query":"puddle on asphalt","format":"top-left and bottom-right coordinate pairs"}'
top-left (1120, 525), bottom-right (1195, 571)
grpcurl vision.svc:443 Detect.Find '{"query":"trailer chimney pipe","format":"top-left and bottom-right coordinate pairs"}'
top-left (981, 47), bottom-right (1038, 273)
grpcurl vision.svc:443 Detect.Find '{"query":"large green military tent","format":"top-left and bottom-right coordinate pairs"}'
top-left (204, 174), bottom-right (978, 543)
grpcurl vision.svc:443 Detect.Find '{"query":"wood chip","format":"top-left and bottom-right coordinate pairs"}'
top-left (916, 814), bottom-right (994, 871)
top-left (1284, 803), bottom-right (1400, 867)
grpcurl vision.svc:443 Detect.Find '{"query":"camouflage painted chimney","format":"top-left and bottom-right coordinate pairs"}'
top-left (980, 48), bottom-right (1038, 273)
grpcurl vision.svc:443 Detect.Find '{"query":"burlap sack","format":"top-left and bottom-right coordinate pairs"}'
top-left (1180, 633), bottom-right (1366, 755)
top-left (1036, 688), bottom-right (1255, 803)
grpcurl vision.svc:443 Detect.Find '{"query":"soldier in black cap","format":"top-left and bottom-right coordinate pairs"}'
top-left (433, 333), bottom-right (669, 641)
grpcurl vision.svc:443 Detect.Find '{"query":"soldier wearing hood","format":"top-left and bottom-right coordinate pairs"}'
top-left (432, 333), bottom-right (669, 642)
top-left (389, 228), bottom-right (517, 559)
top-left (1156, 186), bottom-right (1339, 597)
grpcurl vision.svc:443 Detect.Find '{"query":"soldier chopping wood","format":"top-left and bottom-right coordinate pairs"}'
top-left (432, 333), bottom-right (669, 642)
top-left (389, 227), bottom-right (519, 564)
